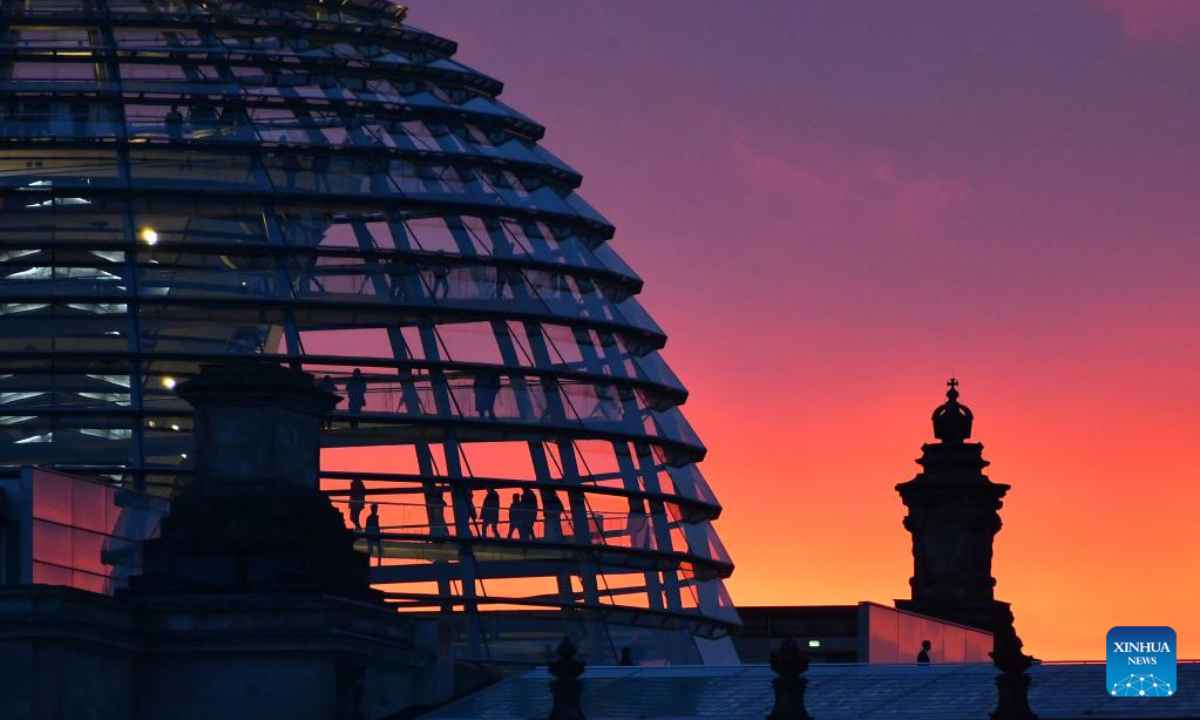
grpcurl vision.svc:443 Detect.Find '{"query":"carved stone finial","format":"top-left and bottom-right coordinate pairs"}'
top-left (932, 377), bottom-right (974, 443)
top-left (547, 636), bottom-right (586, 720)
top-left (766, 637), bottom-right (814, 720)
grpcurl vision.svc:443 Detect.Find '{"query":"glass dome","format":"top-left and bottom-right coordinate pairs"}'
top-left (0, 0), bottom-right (737, 663)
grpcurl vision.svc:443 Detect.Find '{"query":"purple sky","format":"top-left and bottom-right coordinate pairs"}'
top-left (403, 1), bottom-right (1200, 659)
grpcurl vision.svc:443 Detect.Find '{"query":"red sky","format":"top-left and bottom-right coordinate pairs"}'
top-left (403, 0), bottom-right (1200, 660)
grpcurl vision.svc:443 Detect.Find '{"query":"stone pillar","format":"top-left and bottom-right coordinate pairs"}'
top-left (183, 362), bottom-right (337, 489)
top-left (766, 637), bottom-right (814, 720)
top-left (547, 636), bottom-right (586, 720)
top-left (125, 362), bottom-right (376, 601)
top-left (990, 604), bottom-right (1037, 719)
top-left (88, 363), bottom-right (448, 720)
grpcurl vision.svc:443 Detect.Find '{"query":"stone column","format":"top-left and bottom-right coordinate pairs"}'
top-left (766, 637), bottom-right (814, 720)
top-left (990, 603), bottom-right (1037, 720)
top-left (548, 636), bottom-right (586, 720)
top-left (125, 362), bottom-right (376, 601)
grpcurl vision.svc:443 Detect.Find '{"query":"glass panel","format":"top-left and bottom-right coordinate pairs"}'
top-left (0, 1), bottom-right (734, 662)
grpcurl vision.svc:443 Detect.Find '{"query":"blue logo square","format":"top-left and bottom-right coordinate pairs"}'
top-left (1107, 626), bottom-right (1176, 697)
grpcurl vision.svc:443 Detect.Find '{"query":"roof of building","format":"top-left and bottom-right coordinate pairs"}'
top-left (421, 662), bottom-right (1200, 719)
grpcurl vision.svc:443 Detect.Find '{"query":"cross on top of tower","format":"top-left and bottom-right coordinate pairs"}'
top-left (946, 377), bottom-right (961, 402)
top-left (933, 377), bottom-right (972, 442)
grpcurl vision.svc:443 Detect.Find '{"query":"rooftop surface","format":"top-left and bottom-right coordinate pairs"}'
top-left (422, 662), bottom-right (1200, 719)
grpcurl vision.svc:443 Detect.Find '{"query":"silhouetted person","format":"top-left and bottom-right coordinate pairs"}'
top-left (521, 487), bottom-right (539, 540)
top-left (389, 257), bottom-right (412, 300)
top-left (280, 138), bottom-right (302, 191)
top-left (474, 370), bottom-right (500, 419)
top-left (346, 368), bottom-right (366, 427)
top-left (429, 492), bottom-right (448, 537)
top-left (492, 241), bottom-right (515, 298)
top-left (543, 490), bottom-right (564, 541)
top-left (317, 374), bottom-right (338, 429)
top-left (481, 488), bottom-right (500, 538)
top-left (618, 647), bottom-right (635, 666)
top-left (365, 503), bottom-right (383, 566)
top-left (507, 492), bottom-right (524, 539)
top-left (429, 252), bottom-right (450, 298)
top-left (460, 488), bottom-right (479, 535)
top-left (348, 477), bottom-right (365, 531)
top-left (495, 372), bottom-right (507, 404)
top-left (473, 372), bottom-right (490, 418)
top-left (917, 639), bottom-right (931, 665)
top-left (489, 373), bottom-right (504, 416)
top-left (164, 104), bottom-right (184, 141)
top-left (494, 265), bottom-right (520, 299)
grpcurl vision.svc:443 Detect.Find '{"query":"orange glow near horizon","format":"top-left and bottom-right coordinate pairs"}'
top-left (396, 0), bottom-right (1200, 661)
top-left (683, 368), bottom-right (1200, 661)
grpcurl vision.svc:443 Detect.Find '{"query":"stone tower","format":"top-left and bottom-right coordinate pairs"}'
top-left (895, 378), bottom-right (1011, 633)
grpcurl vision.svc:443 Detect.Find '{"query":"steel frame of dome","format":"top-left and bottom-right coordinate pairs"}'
top-left (0, 0), bottom-right (738, 664)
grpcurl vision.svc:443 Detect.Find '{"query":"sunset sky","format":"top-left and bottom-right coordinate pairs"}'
top-left (405, 0), bottom-right (1200, 660)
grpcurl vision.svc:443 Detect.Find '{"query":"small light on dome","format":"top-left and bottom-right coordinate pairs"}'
top-left (808, 639), bottom-right (821, 648)
top-left (170, 424), bottom-right (180, 432)
top-left (181, 453), bottom-right (188, 459)
top-left (161, 376), bottom-right (177, 389)
top-left (140, 227), bottom-right (159, 246)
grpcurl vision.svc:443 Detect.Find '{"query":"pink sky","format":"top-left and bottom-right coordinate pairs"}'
top-left (404, 0), bottom-right (1200, 660)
